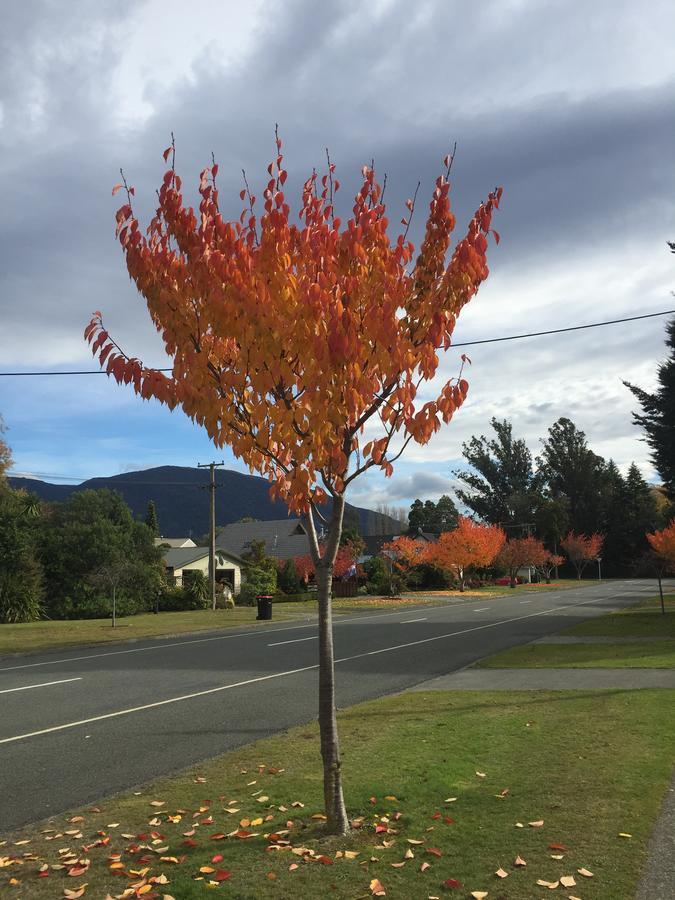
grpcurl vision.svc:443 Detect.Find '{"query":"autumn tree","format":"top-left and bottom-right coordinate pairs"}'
top-left (560, 531), bottom-right (604, 580)
top-left (536, 550), bottom-right (565, 584)
top-left (425, 517), bottom-right (505, 591)
top-left (646, 520), bottom-right (675, 613)
top-left (496, 536), bottom-right (548, 588)
top-left (87, 135), bottom-right (501, 833)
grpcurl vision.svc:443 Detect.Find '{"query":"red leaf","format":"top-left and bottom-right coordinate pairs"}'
top-left (213, 869), bottom-right (232, 882)
top-left (163, 146), bottom-right (172, 162)
top-left (442, 877), bottom-right (462, 889)
top-left (426, 848), bottom-right (442, 857)
top-left (492, 229), bottom-right (500, 244)
top-left (112, 184), bottom-right (123, 196)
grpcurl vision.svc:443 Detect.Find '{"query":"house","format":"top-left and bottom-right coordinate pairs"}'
top-left (155, 537), bottom-right (197, 549)
top-left (163, 546), bottom-right (245, 594)
top-left (216, 518), bottom-right (314, 560)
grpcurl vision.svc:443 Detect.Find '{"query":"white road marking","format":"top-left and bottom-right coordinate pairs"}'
top-left (0, 593), bottom-right (608, 746)
top-left (473, 607), bottom-right (489, 612)
top-left (400, 617), bottom-right (427, 624)
top-left (0, 677), bottom-right (82, 695)
top-left (0, 607), bottom-right (436, 673)
top-left (268, 636), bottom-right (318, 647)
top-left (520, 600), bottom-right (532, 604)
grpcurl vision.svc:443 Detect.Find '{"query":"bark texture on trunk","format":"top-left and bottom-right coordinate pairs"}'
top-left (305, 495), bottom-right (349, 835)
top-left (317, 565), bottom-right (349, 834)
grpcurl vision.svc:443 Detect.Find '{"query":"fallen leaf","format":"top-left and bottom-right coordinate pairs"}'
top-left (407, 839), bottom-right (424, 845)
top-left (536, 879), bottom-right (560, 889)
top-left (528, 820), bottom-right (544, 827)
top-left (550, 854), bottom-right (564, 860)
top-left (150, 801), bottom-right (165, 808)
top-left (549, 843), bottom-right (568, 851)
top-left (495, 868), bottom-right (508, 879)
top-left (470, 893), bottom-right (488, 899)
top-left (442, 877), bottom-right (462, 889)
top-left (213, 870), bottom-right (231, 882)
top-left (404, 848), bottom-right (414, 860)
top-left (63, 886), bottom-right (88, 899)
top-left (444, 798), bottom-right (457, 803)
top-left (618, 832), bottom-right (632, 838)
top-left (390, 862), bottom-right (406, 868)
top-left (560, 875), bottom-right (576, 887)
top-left (513, 855), bottom-right (526, 867)
top-left (475, 772), bottom-right (486, 778)
top-left (370, 877), bottom-right (386, 896)
top-left (577, 867), bottom-right (594, 878)
top-left (426, 848), bottom-right (442, 858)
top-left (420, 862), bottom-right (431, 872)
top-left (289, 863), bottom-right (299, 871)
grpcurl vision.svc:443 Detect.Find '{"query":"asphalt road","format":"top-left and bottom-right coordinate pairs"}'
top-left (0, 578), bottom-right (665, 831)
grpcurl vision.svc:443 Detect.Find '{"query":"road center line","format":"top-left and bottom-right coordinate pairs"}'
top-left (400, 617), bottom-right (427, 624)
top-left (473, 607), bottom-right (489, 612)
top-left (268, 636), bottom-right (318, 647)
top-left (0, 677), bottom-right (82, 695)
top-left (520, 600), bottom-right (532, 604)
top-left (0, 594), bottom-right (607, 746)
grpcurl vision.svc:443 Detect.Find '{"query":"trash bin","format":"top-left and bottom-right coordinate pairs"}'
top-left (256, 594), bottom-right (273, 620)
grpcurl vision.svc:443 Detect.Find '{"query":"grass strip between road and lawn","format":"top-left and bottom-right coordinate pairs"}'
top-left (0, 579), bottom-right (596, 658)
top-left (475, 592), bottom-right (675, 669)
top-left (2, 688), bottom-right (673, 899)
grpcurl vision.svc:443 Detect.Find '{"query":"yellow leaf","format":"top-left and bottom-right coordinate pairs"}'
top-left (251, 818), bottom-right (263, 827)
top-left (618, 832), bottom-right (632, 838)
top-left (407, 839), bottom-right (424, 845)
top-left (420, 862), bottom-right (431, 872)
top-left (560, 875), bottom-right (576, 888)
top-left (199, 867), bottom-right (215, 874)
top-left (369, 877), bottom-right (386, 896)
top-left (550, 854), bottom-right (564, 860)
top-left (577, 867), bottom-right (594, 878)
top-left (475, 771), bottom-right (486, 778)
top-left (150, 801), bottom-right (165, 807)
top-left (404, 848), bottom-right (414, 859)
top-left (470, 893), bottom-right (488, 899)
top-left (536, 879), bottom-right (559, 889)
top-left (528, 820), bottom-right (544, 827)
top-left (63, 886), bottom-right (88, 899)
top-left (444, 797), bottom-right (457, 803)
top-left (495, 867), bottom-right (508, 879)
top-left (514, 855), bottom-right (526, 867)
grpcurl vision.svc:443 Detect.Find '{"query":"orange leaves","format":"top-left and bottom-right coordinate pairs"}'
top-left (647, 519), bottom-right (675, 568)
top-left (89, 138), bottom-right (500, 512)
top-left (425, 517), bottom-right (506, 579)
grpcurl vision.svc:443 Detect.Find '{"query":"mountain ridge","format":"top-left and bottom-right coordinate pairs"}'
top-left (8, 465), bottom-right (401, 538)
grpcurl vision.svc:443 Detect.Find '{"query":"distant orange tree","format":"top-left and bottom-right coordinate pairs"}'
top-left (646, 520), bottom-right (675, 613)
top-left (536, 550), bottom-right (565, 584)
top-left (425, 517), bottom-right (505, 591)
top-left (86, 135), bottom-right (501, 834)
top-left (561, 532), bottom-right (604, 580)
top-left (382, 535), bottom-right (429, 574)
top-left (496, 536), bottom-right (548, 588)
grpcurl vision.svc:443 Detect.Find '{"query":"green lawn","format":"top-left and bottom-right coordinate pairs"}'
top-left (2, 689), bottom-right (673, 899)
top-left (561, 591), bottom-right (675, 638)
top-left (0, 597), bottom-right (450, 657)
top-left (476, 640), bottom-right (675, 668)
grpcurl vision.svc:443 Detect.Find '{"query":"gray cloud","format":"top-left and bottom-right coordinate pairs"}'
top-left (1, 0), bottom-right (674, 499)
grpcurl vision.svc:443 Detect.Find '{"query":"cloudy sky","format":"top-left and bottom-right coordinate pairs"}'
top-left (1, 0), bottom-right (674, 514)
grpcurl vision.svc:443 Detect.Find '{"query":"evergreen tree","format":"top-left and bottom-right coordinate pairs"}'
top-left (144, 499), bottom-right (160, 535)
top-left (455, 418), bottom-right (539, 527)
top-left (624, 318), bottom-right (675, 499)
top-left (407, 495), bottom-right (458, 534)
top-left (0, 486), bottom-right (44, 623)
top-left (537, 418), bottom-right (606, 535)
top-left (278, 558), bottom-right (302, 594)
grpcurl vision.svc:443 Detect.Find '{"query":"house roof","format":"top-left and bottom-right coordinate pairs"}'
top-left (155, 537), bottom-right (197, 548)
top-left (360, 531), bottom-right (438, 559)
top-left (215, 518), bottom-right (312, 560)
top-left (163, 546), bottom-right (245, 569)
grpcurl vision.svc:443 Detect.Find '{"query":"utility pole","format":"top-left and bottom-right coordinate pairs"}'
top-left (198, 461), bottom-right (224, 610)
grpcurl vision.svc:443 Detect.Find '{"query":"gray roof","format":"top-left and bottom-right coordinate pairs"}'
top-left (155, 537), bottom-right (197, 548)
top-left (216, 518), bottom-right (312, 560)
top-left (163, 546), bottom-right (244, 569)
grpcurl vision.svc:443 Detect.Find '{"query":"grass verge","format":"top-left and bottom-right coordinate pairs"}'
top-left (2, 689), bottom-right (673, 899)
top-left (560, 591), bottom-right (675, 638)
top-left (475, 640), bottom-right (675, 668)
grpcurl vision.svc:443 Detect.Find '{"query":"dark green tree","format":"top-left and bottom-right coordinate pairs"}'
top-left (537, 418), bottom-right (606, 535)
top-left (455, 418), bottom-right (539, 528)
top-left (278, 558), bottom-right (302, 594)
top-left (624, 318), bottom-right (675, 499)
top-left (39, 489), bottom-right (164, 619)
top-left (144, 499), bottom-right (160, 536)
top-left (407, 495), bottom-right (458, 535)
top-left (0, 486), bottom-right (44, 623)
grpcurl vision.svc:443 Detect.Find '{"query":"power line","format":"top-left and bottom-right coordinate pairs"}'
top-left (1, 308), bottom-right (673, 377)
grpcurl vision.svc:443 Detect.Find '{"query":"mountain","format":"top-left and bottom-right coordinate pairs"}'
top-left (8, 466), bottom-right (402, 538)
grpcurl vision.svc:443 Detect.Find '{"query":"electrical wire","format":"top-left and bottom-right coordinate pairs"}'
top-left (1, 308), bottom-right (673, 376)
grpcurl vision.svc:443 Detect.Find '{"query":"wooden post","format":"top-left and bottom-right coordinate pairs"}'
top-left (198, 461), bottom-right (224, 610)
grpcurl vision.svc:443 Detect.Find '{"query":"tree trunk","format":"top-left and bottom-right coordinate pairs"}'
top-left (658, 575), bottom-right (665, 615)
top-left (316, 564), bottom-right (349, 834)
top-left (112, 584), bottom-right (116, 628)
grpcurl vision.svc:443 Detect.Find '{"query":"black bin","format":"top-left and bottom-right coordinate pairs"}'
top-left (256, 594), bottom-right (273, 620)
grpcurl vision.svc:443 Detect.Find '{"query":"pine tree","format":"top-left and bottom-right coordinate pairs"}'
top-left (144, 499), bottom-right (160, 536)
top-left (625, 317), bottom-right (675, 499)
